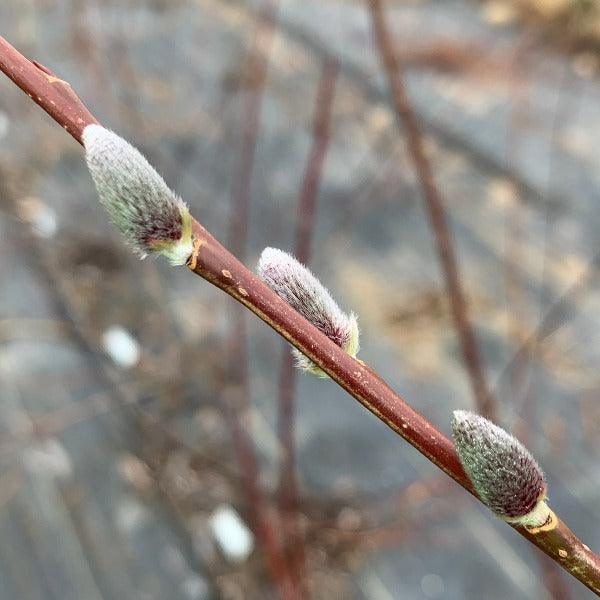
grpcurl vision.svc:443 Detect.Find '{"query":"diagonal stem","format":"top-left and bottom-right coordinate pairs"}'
top-left (0, 37), bottom-right (98, 143)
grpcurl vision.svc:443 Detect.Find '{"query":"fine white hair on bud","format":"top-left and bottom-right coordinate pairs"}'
top-left (82, 124), bottom-right (193, 265)
top-left (257, 247), bottom-right (359, 377)
top-left (452, 410), bottom-right (550, 528)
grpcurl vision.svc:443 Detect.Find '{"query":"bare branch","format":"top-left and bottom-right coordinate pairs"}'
top-left (0, 36), bottom-right (97, 144)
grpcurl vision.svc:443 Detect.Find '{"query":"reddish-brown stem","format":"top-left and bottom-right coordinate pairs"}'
top-left (189, 219), bottom-right (600, 595)
top-left (277, 56), bottom-right (339, 575)
top-left (277, 350), bottom-right (299, 512)
top-left (190, 218), bottom-right (467, 479)
top-left (2, 34), bottom-right (600, 596)
top-left (225, 4), bottom-right (304, 596)
top-left (366, 0), bottom-right (496, 421)
top-left (0, 37), bottom-right (98, 143)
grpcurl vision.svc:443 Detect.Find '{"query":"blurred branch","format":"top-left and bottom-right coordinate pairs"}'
top-left (223, 1), bottom-right (305, 595)
top-left (2, 34), bottom-right (600, 596)
top-left (499, 251), bottom-right (600, 398)
top-left (224, 387), bottom-right (302, 600)
top-left (277, 55), bottom-right (339, 576)
top-left (504, 50), bottom-right (571, 600)
top-left (363, 8), bottom-right (578, 597)
top-left (291, 57), bottom-right (339, 264)
top-left (366, 0), bottom-right (496, 421)
top-left (228, 0), bottom-right (278, 258)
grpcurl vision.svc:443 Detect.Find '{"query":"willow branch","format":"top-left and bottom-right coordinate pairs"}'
top-left (0, 37), bottom-right (98, 142)
top-left (1, 34), bottom-right (599, 596)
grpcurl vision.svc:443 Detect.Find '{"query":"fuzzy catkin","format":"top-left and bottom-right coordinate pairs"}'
top-left (82, 124), bottom-right (192, 265)
top-left (452, 410), bottom-right (548, 525)
top-left (257, 247), bottom-right (359, 376)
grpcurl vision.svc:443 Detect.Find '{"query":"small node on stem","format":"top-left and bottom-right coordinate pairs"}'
top-left (452, 410), bottom-right (551, 528)
top-left (82, 124), bottom-right (193, 265)
top-left (257, 247), bottom-right (359, 377)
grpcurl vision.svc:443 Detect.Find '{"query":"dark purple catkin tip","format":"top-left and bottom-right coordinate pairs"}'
top-left (452, 410), bottom-right (550, 527)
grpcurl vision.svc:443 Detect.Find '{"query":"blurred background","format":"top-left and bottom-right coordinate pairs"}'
top-left (1, 0), bottom-right (600, 598)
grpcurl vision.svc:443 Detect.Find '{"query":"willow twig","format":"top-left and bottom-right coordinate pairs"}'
top-left (0, 37), bottom-right (98, 142)
top-left (1, 34), bottom-right (600, 596)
